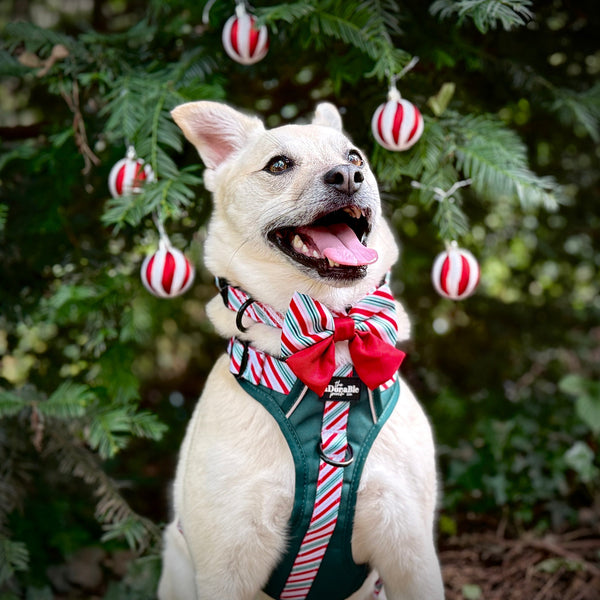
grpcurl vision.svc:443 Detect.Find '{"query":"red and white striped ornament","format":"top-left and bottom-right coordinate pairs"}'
top-left (222, 3), bottom-right (269, 65)
top-left (371, 87), bottom-right (424, 151)
top-left (108, 147), bottom-right (155, 198)
top-left (141, 237), bottom-right (195, 298)
top-left (431, 243), bottom-right (480, 300)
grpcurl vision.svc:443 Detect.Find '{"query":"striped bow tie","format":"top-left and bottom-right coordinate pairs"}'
top-left (280, 285), bottom-right (405, 396)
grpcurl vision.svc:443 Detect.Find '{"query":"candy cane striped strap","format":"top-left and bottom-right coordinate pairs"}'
top-left (280, 399), bottom-right (351, 599)
top-left (217, 278), bottom-right (284, 329)
top-left (227, 337), bottom-right (398, 395)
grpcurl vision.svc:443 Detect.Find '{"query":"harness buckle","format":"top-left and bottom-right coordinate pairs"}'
top-left (317, 441), bottom-right (354, 467)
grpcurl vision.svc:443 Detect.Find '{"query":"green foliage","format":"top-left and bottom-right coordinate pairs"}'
top-left (103, 555), bottom-right (161, 600)
top-left (559, 375), bottom-right (600, 436)
top-left (0, 538), bottom-right (29, 585)
top-left (430, 0), bottom-right (534, 33)
top-left (1, 0), bottom-right (599, 594)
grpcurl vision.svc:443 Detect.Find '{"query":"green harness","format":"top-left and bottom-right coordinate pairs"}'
top-left (234, 374), bottom-right (400, 600)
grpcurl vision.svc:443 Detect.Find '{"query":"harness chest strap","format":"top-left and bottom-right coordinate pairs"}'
top-left (234, 374), bottom-right (399, 600)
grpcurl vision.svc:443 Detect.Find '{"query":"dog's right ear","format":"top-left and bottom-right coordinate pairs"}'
top-left (171, 101), bottom-right (264, 172)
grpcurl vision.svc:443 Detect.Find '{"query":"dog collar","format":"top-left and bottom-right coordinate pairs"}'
top-left (217, 277), bottom-right (403, 394)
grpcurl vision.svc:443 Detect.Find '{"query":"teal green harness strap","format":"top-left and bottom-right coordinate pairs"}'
top-left (235, 376), bottom-right (400, 600)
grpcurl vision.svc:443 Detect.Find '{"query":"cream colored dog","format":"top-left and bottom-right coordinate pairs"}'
top-left (158, 101), bottom-right (444, 600)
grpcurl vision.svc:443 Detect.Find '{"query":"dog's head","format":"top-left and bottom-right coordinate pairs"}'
top-left (171, 101), bottom-right (398, 311)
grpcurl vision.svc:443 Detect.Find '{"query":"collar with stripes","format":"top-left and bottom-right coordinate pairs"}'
top-left (217, 277), bottom-right (400, 395)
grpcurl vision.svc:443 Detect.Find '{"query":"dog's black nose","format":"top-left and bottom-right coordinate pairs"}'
top-left (324, 165), bottom-right (364, 195)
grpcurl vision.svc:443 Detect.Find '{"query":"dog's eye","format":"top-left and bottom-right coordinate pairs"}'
top-left (348, 150), bottom-right (364, 167)
top-left (264, 156), bottom-right (294, 174)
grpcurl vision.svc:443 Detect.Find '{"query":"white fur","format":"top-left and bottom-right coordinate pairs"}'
top-left (159, 102), bottom-right (444, 600)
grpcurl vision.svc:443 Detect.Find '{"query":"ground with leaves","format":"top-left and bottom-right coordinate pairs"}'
top-left (28, 526), bottom-right (600, 599)
top-left (441, 528), bottom-right (600, 600)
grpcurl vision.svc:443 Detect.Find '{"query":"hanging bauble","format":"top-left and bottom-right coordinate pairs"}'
top-left (108, 146), bottom-right (155, 198)
top-left (371, 87), bottom-right (424, 151)
top-left (222, 3), bottom-right (269, 65)
top-left (431, 243), bottom-right (480, 300)
top-left (141, 237), bottom-right (195, 298)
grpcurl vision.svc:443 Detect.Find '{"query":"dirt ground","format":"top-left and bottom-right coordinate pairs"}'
top-left (440, 528), bottom-right (600, 600)
top-left (48, 525), bottom-right (600, 599)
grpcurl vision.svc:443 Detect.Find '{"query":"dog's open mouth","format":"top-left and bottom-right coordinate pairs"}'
top-left (267, 206), bottom-right (378, 280)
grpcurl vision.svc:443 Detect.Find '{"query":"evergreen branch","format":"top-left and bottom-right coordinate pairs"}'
top-left (151, 87), bottom-right (168, 175)
top-left (255, 2), bottom-right (317, 26)
top-left (2, 21), bottom-right (76, 55)
top-left (308, 0), bottom-right (406, 77)
top-left (433, 196), bottom-right (470, 241)
top-left (443, 111), bottom-right (564, 210)
top-left (549, 83), bottom-right (600, 143)
top-left (0, 390), bottom-right (25, 419)
top-left (314, 12), bottom-right (382, 60)
top-left (430, 0), bottom-right (534, 33)
top-left (87, 407), bottom-right (135, 459)
top-left (0, 536), bottom-right (29, 585)
top-left (46, 428), bottom-right (160, 552)
top-left (0, 204), bottom-right (6, 233)
top-left (39, 381), bottom-right (95, 419)
top-left (0, 49), bottom-right (32, 77)
top-left (455, 143), bottom-right (561, 211)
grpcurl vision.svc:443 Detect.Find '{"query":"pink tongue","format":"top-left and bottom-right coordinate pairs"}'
top-left (298, 223), bottom-right (378, 266)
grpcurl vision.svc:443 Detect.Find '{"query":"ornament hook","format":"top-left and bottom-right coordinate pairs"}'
top-left (387, 56), bottom-right (419, 100)
top-left (153, 213), bottom-right (172, 250)
top-left (411, 178), bottom-right (473, 202)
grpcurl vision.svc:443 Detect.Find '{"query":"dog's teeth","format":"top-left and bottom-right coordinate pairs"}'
top-left (302, 243), bottom-right (309, 254)
top-left (293, 235), bottom-right (303, 250)
top-left (328, 258), bottom-right (335, 267)
top-left (313, 251), bottom-right (320, 258)
top-left (344, 206), bottom-right (361, 219)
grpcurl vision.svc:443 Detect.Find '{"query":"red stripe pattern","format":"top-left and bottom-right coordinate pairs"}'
top-left (431, 245), bottom-right (480, 300)
top-left (280, 398), bottom-right (351, 599)
top-left (222, 4), bottom-right (269, 65)
top-left (371, 94), bottom-right (424, 152)
top-left (280, 286), bottom-right (405, 395)
top-left (141, 238), bottom-right (195, 298)
top-left (221, 281), bottom-right (400, 394)
top-left (108, 155), bottom-right (154, 198)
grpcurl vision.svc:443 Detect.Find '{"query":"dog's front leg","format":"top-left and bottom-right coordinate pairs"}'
top-left (352, 381), bottom-right (445, 600)
top-left (158, 521), bottom-right (197, 599)
top-left (167, 357), bottom-right (295, 600)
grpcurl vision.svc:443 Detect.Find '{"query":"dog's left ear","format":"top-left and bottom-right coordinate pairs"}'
top-left (312, 103), bottom-right (343, 132)
top-left (171, 101), bottom-right (264, 171)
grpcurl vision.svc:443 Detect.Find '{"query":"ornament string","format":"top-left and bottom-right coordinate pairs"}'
top-left (152, 213), bottom-right (172, 251)
top-left (411, 179), bottom-right (473, 249)
top-left (410, 178), bottom-right (472, 203)
top-left (203, 0), bottom-right (252, 24)
top-left (202, 0), bottom-right (218, 24)
top-left (125, 145), bottom-right (137, 161)
top-left (387, 56), bottom-right (419, 100)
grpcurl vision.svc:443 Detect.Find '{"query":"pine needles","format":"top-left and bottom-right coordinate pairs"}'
top-left (430, 0), bottom-right (535, 33)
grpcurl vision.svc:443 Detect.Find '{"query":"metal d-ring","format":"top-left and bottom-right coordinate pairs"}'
top-left (236, 298), bottom-right (256, 333)
top-left (317, 441), bottom-right (354, 467)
